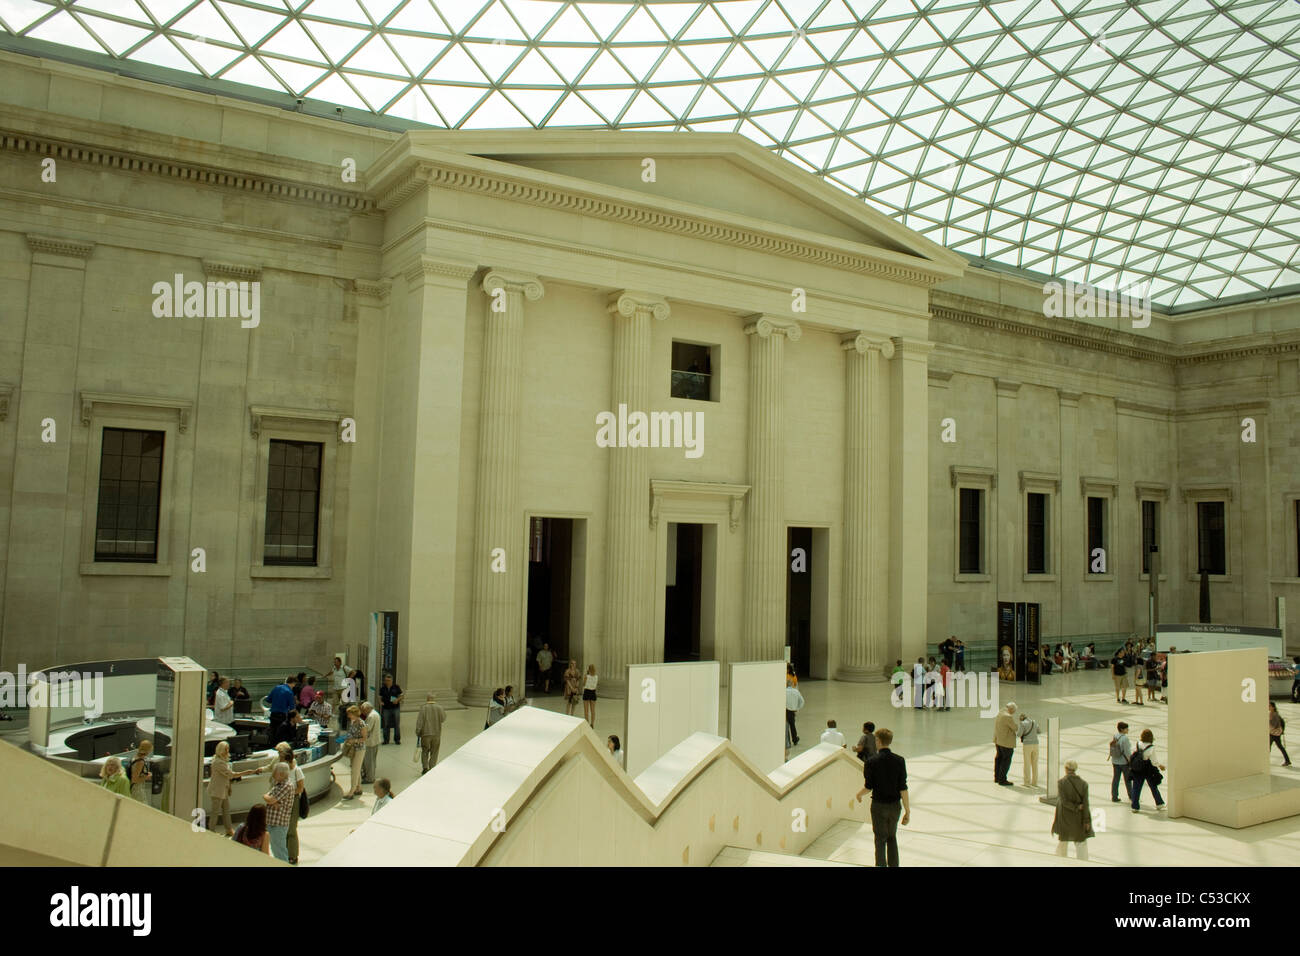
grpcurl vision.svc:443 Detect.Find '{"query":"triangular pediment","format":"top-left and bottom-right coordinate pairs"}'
top-left (374, 130), bottom-right (966, 279)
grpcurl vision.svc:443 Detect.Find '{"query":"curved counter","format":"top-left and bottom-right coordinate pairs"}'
top-left (40, 714), bottom-right (341, 808)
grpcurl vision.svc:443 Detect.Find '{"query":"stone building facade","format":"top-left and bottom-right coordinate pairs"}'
top-left (0, 53), bottom-right (1294, 704)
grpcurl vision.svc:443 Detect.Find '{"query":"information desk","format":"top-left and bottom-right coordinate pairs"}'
top-left (43, 715), bottom-right (341, 810)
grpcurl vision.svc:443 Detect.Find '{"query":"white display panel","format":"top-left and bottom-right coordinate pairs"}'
top-left (727, 660), bottom-right (786, 774)
top-left (1157, 624), bottom-right (1283, 658)
top-left (1167, 648), bottom-right (1269, 818)
top-left (624, 661), bottom-right (720, 778)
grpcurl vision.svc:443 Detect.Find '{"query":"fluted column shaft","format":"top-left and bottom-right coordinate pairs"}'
top-left (837, 334), bottom-right (894, 680)
top-left (602, 292), bottom-right (669, 696)
top-left (463, 271), bottom-right (543, 705)
top-left (743, 316), bottom-right (800, 660)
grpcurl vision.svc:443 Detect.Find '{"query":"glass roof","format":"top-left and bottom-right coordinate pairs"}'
top-left (3, 0), bottom-right (1299, 309)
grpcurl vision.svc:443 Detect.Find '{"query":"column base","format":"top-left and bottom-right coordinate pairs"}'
top-left (408, 687), bottom-right (466, 710)
top-left (833, 666), bottom-right (890, 683)
top-left (595, 677), bottom-right (628, 701)
top-left (459, 685), bottom-right (495, 709)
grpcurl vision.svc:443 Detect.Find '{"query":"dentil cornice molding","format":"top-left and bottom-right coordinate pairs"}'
top-left (2, 130), bottom-right (372, 211)
top-left (201, 260), bottom-right (261, 281)
top-left (403, 256), bottom-right (477, 287)
top-left (26, 234), bottom-right (94, 259)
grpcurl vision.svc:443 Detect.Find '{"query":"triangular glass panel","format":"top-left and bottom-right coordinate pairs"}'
top-left (386, 33), bottom-right (448, 75)
top-left (304, 71), bottom-right (371, 110)
top-left (221, 54), bottom-right (293, 92)
top-left (502, 0), bottom-right (561, 35)
top-left (462, 89), bottom-right (532, 128)
top-left (465, 0), bottom-right (527, 40)
top-left (423, 82), bottom-right (488, 125)
top-left (573, 2), bottom-right (631, 41)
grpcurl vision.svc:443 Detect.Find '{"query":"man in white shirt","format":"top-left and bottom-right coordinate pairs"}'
top-left (912, 658), bottom-right (926, 709)
top-left (785, 682), bottom-right (805, 748)
top-left (820, 719), bottom-right (847, 747)
top-left (213, 677), bottom-right (234, 725)
top-left (360, 701), bottom-right (382, 784)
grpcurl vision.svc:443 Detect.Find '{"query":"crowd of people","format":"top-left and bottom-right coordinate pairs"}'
top-left (100, 641), bottom-right (1293, 867)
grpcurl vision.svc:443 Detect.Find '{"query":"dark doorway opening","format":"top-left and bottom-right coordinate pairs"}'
top-left (787, 527), bottom-right (813, 677)
top-left (664, 522), bottom-right (703, 662)
top-left (525, 517), bottom-right (573, 692)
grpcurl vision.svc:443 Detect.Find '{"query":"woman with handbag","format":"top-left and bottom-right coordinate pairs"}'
top-left (1269, 701), bottom-right (1291, 766)
top-left (1051, 760), bottom-right (1093, 859)
top-left (342, 705), bottom-right (367, 799)
top-left (1129, 729), bottom-right (1167, 812)
top-left (128, 740), bottom-right (154, 804)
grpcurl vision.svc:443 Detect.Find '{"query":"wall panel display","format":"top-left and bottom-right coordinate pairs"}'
top-left (624, 661), bottom-right (720, 778)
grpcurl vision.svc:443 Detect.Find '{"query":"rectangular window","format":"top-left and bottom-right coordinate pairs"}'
top-left (1086, 496), bottom-right (1106, 572)
top-left (1141, 500), bottom-right (1160, 574)
top-left (1196, 501), bottom-right (1226, 575)
top-left (264, 440), bottom-right (322, 566)
top-left (95, 427), bottom-right (164, 562)
top-left (959, 487), bottom-right (983, 574)
top-left (671, 341), bottom-right (715, 401)
top-left (1027, 492), bottom-right (1048, 574)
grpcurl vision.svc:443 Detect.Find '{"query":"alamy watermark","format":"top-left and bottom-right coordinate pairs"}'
top-left (595, 404), bottom-right (704, 459)
top-left (49, 886), bottom-right (150, 935)
top-left (151, 274), bottom-right (260, 328)
top-left (1, 666), bottom-right (105, 719)
top-left (1042, 279), bottom-right (1151, 329)
top-left (891, 670), bottom-right (1000, 717)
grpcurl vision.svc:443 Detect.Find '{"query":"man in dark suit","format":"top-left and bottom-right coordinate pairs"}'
top-left (855, 728), bottom-right (911, 867)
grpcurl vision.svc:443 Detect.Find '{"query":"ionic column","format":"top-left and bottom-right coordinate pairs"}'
top-left (602, 291), bottom-right (669, 698)
top-left (837, 333), bottom-right (894, 681)
top-left (462, 270), bottom-right (544, 706)
top-left (742, 315), bottom-right (800, 661)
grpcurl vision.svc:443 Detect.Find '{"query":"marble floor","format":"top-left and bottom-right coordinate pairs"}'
top-left (295, 669), bottom-right (1300, 866)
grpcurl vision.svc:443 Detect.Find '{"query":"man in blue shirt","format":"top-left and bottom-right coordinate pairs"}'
top-left (269, 676), bottom-right (296, 738)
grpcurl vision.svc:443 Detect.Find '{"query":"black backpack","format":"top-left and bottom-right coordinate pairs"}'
top-left (1128, 744), bottom-right (1151, 777)
top-left (1112, 657), bottom-right (1126, 676)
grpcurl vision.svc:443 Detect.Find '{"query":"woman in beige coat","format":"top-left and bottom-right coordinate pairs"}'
top-left (207, 740), bottom-right (255, 836)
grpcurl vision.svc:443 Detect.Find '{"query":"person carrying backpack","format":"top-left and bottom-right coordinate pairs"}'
top-left (1129, 729), bottom-right (1166, 812)
top-left (1108, 721), bottom-right (1133, 802)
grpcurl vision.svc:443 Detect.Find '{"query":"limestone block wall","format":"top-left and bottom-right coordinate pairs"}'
top-left (928, 274), bottom-right (1300, 648)
top-left (0, 53), bottom-right (386, 674)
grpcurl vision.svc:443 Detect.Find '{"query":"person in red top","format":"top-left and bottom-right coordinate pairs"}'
top-left (938, 659), bottom-right (952, 710)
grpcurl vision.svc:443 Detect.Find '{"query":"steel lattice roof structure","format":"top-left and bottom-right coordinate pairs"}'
top-left (1, 0), bottom-right (1298, 310)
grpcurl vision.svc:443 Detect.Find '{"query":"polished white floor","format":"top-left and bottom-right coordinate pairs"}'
top-left (296, 669), bottom-right (1300, 866)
